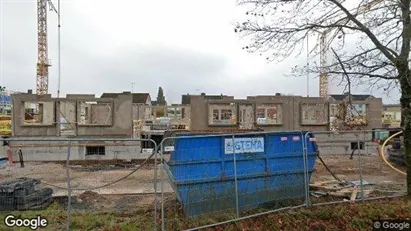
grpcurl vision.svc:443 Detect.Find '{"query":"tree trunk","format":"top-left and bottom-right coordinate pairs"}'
top-left (399, 70), bottom-right (411, 196)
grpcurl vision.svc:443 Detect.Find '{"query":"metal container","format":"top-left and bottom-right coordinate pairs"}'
top-left (163, 131), bottom-right (318, 217)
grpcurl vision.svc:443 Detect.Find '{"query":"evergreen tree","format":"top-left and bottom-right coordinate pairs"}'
top-left (156, 87), bottom-right (166, 106)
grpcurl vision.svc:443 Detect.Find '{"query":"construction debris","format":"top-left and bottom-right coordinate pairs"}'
top-left (310, 190), bottom-right (328, 198)
top-left (350, 180), bottom-right (373, 187)
top-left (310, 180), bottom-right (374, 200)
top-left (0, 177), bottom-right (53, 211)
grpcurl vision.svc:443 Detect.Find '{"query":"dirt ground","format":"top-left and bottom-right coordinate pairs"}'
top-left (0, 159), bottom-right (173, 213)
top-left (0, 152), bottom-right (406, 214)
top-left (312, 153), bottom-right (407, 192)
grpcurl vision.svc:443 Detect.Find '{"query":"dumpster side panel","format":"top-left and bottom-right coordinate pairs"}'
top-left (165, 131), bottom-right (318, 217)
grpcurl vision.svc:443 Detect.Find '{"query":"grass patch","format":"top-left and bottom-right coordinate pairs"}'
top-left (0, 196), bottom-right (409, 230)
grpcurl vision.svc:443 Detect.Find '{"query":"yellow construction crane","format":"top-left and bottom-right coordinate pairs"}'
top-left (36, 0), bottom-right (58, 95)
top-left (318, 0), bottom-right (384, 98)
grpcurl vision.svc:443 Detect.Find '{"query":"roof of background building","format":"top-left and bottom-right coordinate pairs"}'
top-left (383, 104), bottom-right (401, 107)
top-left (181, 93), bottom-right (232, 104)
top-left (101, 92), bottom-right (150, 104)
top-left (182, 95), bottom-right (191, 105)
top-left (329, 93), bottom-right (374, 101)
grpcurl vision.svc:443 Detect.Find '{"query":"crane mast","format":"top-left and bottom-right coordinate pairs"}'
top-left (36, 0), bottom-right (57, 96)
top-left (37, 0), bottom-right (50, 95)
top-left (318, 0), bottom-right (384, 98)
top-left (319, 35), bottom-right (328, 98)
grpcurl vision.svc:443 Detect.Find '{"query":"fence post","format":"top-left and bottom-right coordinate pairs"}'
top-left (66, 141), bottom-right (72, 231)
top-left (154, 140), bottom-right (158, 231)
top-left (303, 132), bottom-right (311, 206)
top-left (18, 149), bottom-right (24, 168)
top-left (357, 133), bottom-right (365, 200)
top-left (232, 135), bottom-right (239, 218)
top-left (160, 142), bottom-right (165, 231)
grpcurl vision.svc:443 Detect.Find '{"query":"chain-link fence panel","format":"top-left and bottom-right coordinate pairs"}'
top-left (306, 130), bottom-right (406, 206)
top-left (0, 137), bottom-right (158, 231)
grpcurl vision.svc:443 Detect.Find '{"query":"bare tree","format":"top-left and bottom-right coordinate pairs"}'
top-left (330, 48), bottom-right (368, 131)
top-left (234, 0), bottom-right (411, 195)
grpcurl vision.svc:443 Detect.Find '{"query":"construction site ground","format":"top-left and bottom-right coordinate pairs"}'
top-left (311, 153), bottom-right (406, 192)
top-left (0, 152), bottom-right (407, 230)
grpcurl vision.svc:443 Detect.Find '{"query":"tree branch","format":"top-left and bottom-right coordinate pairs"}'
top-left (328, 0), bottom-right (398, 61)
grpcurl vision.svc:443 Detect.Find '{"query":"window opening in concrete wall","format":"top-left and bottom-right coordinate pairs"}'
top-left (167, 107), bottom-right (183, 119)
top-left (350, 142), bottom-right (364, 150)
top-left (221, 109), bottom-right (232, 120)
top-left (212, 109), bottom-right (219, 121)
top-left (85, 107), bottom-right (89, 121)
top-left (23, 101), bottom-right (54, 125)
top-left (86, 146), bottom-right (106, 155)
top-left (209, 104), bottom-right (237, 125)
top-left (78, 101), bottom-right (113, 126)
top-left (256, 104), bottom-right (282, 125)
top-left (346, 104), bottom-right (367, 125)
top-left (163, 106), bottom-right (190, 130)
top-left (301, 103), bottom-right (327, 125)
top-left (167, 107), bottom-right (176, 118)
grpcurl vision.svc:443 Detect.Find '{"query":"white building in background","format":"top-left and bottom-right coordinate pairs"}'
top-left (382, 104), bottom-right (401, 128)
top-left (0, 89), bottom-right (24, 116)
top-left (0, 90), bottom-right (13, 116)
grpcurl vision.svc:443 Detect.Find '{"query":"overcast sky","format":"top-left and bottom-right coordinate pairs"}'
top-left (0, 0), bottom-right (400, 104)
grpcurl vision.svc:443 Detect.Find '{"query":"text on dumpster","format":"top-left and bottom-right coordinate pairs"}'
top-left (224, 137), bottom-right (264, 154)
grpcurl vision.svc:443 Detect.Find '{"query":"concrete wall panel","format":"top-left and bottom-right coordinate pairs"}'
top-left (12, 93), bottom-right (57, 137)
top-left (207, 103), bottom-right (237, 126)
top-left (12, 93), bottom-right (133, 137)
top-left (76, 95), bottom-right (132, 137)
top-left (188, 95), bottom-right (331, 131)
top-left (314, 133), bottom-right (378, 155)
top-left (90, 104), bottom-right (112, 125)
top-left (9, 141), bottom-right (145, 161)
top-left (239, 104), bottom-right (254, 129)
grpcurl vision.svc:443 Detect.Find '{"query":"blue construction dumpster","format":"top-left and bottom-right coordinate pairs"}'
top-left (163, 131), bottom-right (318, 217)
